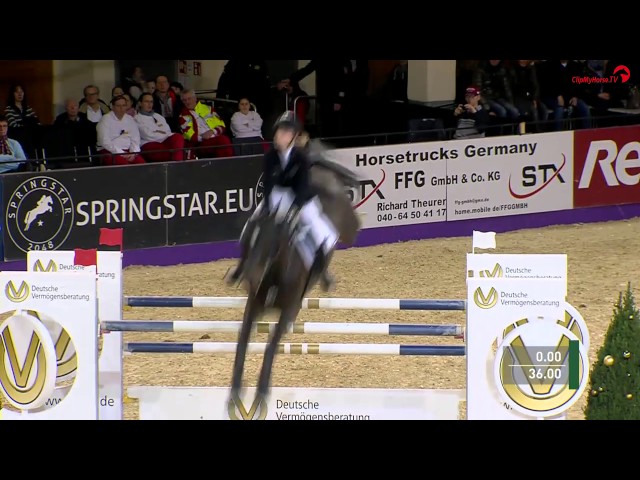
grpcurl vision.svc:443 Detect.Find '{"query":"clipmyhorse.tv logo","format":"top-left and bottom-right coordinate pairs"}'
top-left (572, 64), bottom-right (631, 85)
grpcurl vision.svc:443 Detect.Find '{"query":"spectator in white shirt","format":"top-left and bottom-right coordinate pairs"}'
top-left (135, 93), bottom-right (185, 162)
top-left (230, 97), bottom-right (267, 155)
top-left (96, 95), bottom-right (145, 166)
top-left (0, 114), bottom-right (27, 173)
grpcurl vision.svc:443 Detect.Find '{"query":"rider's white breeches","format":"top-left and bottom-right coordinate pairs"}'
top-left (253, 187), bottom-right (338, 255)
top-left (268, 186), bottom-right (296, 221)
top-left (299, 197), bottom-right (339, 255)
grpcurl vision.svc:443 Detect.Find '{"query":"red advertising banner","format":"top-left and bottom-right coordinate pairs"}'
top-left (573, 125), bottom-right (640, 208)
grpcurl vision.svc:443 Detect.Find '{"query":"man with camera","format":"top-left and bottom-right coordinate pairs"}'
top-left (453, 86), bottom-right (490, 139)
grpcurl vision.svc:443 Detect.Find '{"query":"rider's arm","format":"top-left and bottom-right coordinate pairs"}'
top-left (262, 152), bottom-right (276, 207)
top-left (291, 151), bottom-right (313, 208)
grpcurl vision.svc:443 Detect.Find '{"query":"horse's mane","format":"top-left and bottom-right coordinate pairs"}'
top-left (306, 139), bottom-right (361, 189)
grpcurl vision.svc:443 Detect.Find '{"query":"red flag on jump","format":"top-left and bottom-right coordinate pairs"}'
top-left (74, 248), bottom-right (97, 267)
top-left (99, 228), bottom-right (123, 250)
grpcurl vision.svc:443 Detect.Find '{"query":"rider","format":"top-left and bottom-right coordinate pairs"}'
top-left (227, 112), bottom-right (338, 291)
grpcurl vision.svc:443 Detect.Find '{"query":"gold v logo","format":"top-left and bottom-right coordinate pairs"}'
top-left (27, 310), bottom-right (77, 380)
top-left (474, 286), bottom-right (498, 309)
top-left (0, 328), bottom-right (48, 406)
top-left (558, 310), bottom-right (586, 345)
top-left (479, 263), bottom-right (503, 278)
top-left (5, 281), bottom-right (30, 303)
top-left (33, 259), bottom-right (57, 272)
top-left (55, 328), bottom-right (76, 379)
top-left (227, 395), bottom-right (268, 420)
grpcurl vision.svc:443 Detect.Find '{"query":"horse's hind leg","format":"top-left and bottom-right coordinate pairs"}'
top-left (255, 305), bottom-right (299, 401)
top-left (230, 293), bottom-right (265, 401)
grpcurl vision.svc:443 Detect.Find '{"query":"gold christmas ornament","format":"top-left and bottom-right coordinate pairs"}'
top-left (603, 355), bottom-right (615, 366)
top-left (598, 387), bottom-right (605, 393)
top-left (630, 315), bottom-right (634, 320)
top-left (590, 390), bottom-right (599, 397)
top-left (626, 394), bottom-right (634, 400)
top-left (623, 351), bottom-right (631, 359)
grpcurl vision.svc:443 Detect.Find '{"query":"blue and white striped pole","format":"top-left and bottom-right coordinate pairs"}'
top-left (124, 296), bottom-right (466, 311)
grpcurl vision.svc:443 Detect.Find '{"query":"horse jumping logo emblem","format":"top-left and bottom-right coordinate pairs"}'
top-left (24, 195), bottom-right (54, 231)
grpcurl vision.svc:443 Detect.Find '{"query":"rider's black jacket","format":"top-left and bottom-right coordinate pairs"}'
top-left (262, 145), bottom-right (316, 210)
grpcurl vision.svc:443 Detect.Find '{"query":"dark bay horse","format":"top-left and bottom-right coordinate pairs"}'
top-left (228, 143), bottom-right (362, 415)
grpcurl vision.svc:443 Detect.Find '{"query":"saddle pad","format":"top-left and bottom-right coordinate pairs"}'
top-left (292, 223), bottom-right (316, 270)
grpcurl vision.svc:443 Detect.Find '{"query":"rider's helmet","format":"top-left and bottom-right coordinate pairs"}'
top-left (272, 110), bottom-right (302, 136)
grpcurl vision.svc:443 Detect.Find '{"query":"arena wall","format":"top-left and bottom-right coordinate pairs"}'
top-left (1, 125), bottom-right (639, 270)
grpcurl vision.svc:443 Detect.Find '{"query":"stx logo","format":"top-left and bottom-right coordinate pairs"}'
top-left (508, 156), bottom-right (566, 199)
top-left (347, 169), bottom-right (386, 209)
top-left (574, 127), bottom-right (640, 208)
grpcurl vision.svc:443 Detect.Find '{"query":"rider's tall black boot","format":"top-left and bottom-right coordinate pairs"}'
top-left (226, 259), bottom-right (246, 285)
top-left (318, 249), bottom-right (335, 292)
top-left (225, 216), bottom-right (255, 285)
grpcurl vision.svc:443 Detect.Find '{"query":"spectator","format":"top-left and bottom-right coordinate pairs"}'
top-left (0, 114), bottom-right (27, 173)
top-left (178, 89), bottom-right (234, 159)
top-left (79, 85), bottom-right (110, 123)
top-left (284, 80), bottom-right (311, 128)
top-left (135, 92), bottom-right (185, 162)
top-left (170, 81), bottom-right (184, 96)
top-left (230, 97), bottom-right (266, 155)
top-left (4, 83), bottom-right (40, 128)
top-left (153, 75), bottom-right (183, 132)
top-left (280, 60), bottom-right (351, 138)
top-left (49, 98), bottom-right (97, 161)
top-left (144, 80), bottom-right (156, 95)
top-left (510, 60), bottom-right (548, 132)
top-left (472, 60), bottom-right (520, 120)
top-left (96, 95), bottom-right (145, 166)
top-left (123, 66), bottom-right (145, 100)
top-left (123, 93), bottom-right (137, 116)
top-left (111, 86), bottom-right (125, 98)
top-left (586, 60), bottom-right (629, 113)
top-left (538, 60), bottom-right (592, 130)
top-left (453, 86), bottom-right (490, 139)
top-left (216, 60), bottom-right (272, 116)
top-left (341, 60), bottom-right (370, 139)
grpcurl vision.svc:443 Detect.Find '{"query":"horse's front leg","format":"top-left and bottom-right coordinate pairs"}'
top-left (255, 304), bottom-right (300, 402)
top-left (229, 291), bottom-right (264, 402)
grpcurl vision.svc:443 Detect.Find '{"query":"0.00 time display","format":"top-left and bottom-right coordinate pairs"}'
top-left (528, 350), bottom-right (566, 381)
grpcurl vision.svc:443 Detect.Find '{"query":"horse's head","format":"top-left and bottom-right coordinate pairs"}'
top-left (38, 195), bottom-right (52, 206)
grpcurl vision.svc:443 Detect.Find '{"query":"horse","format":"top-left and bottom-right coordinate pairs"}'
top-left (24, 195), bottom-right (53, 231)
top-left (227, 142), bottom-right (362, 415)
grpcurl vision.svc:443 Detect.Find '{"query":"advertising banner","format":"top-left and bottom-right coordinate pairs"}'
top-left (329, 143), bottom-right (449, 228)
top-left (1, 157), bottom-right (263, 261)
top-left (128, 386), bottom-right (465, 420)
top-left (165, 155), bottom-right (262, 245)
top-left (446, 131), bottom-right (573, 221)
top-left (3, 125), bottom-right (639, 262)
top-left (329, 131), bottom-right (574, 227)
top-left (573, 125), bottom-right (640, 208)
